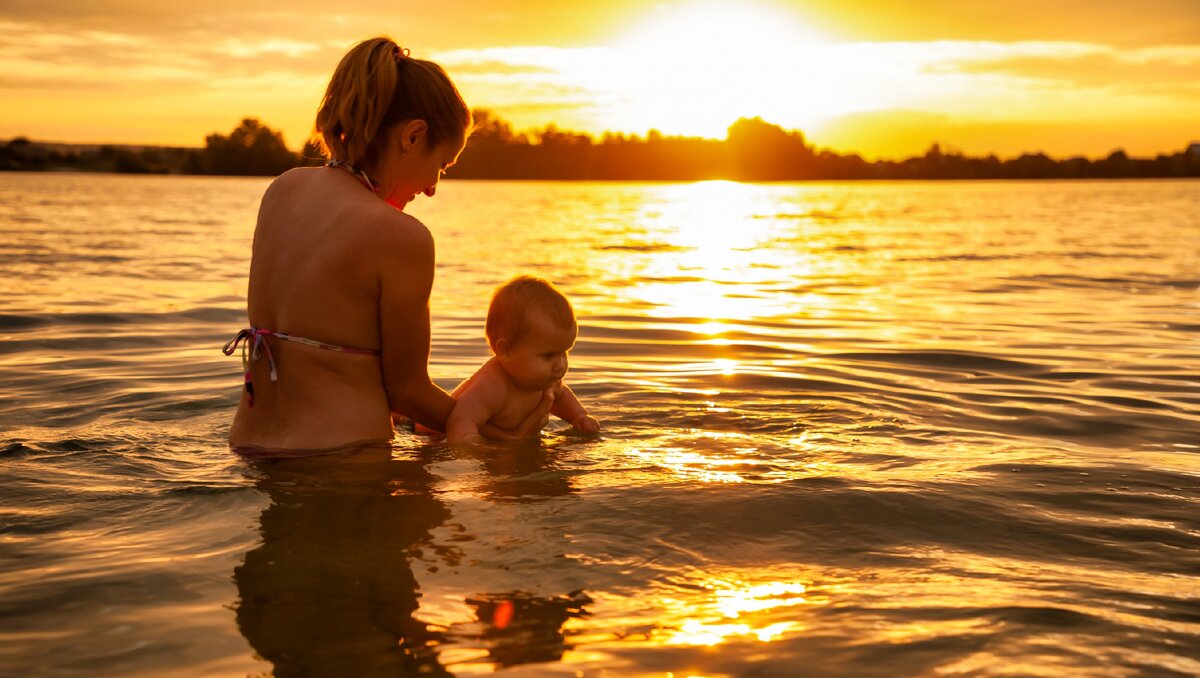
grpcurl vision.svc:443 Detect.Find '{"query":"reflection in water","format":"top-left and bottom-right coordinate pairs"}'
top-left (235, 443), bottom-right (592, 675)
top-left (463, 446), bottom-right (593, 670)
top-left (415, 441), bottom-right (596, 673)
top-left (234, 448), bottom-right (452, 675)
top-left (470, 442), bottom-right (579, 501)
top-left (454, 591), bottom-right (592, 668)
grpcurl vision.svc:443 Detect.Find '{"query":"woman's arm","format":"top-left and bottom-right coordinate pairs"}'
top-left (377, 216), bottom-right (455, 431)
top-left (372, 212), bottom-right (553, 437)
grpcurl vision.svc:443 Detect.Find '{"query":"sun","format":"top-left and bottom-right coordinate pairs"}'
top-left (603, 1), bottom-right (841, 138)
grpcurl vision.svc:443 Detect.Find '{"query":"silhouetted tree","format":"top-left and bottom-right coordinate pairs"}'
top-left (471, 108), bottom-right (521, 145)
top-left (197, 118), bottom-right (297, 176)
top-left (0, 137), bottom-right (38, 170)
top-left (1098, 149), bottom-right (1132, 178)
top-left (727, 117), bottom-right (815, 180)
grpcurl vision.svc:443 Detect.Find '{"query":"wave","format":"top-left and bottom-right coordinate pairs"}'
top-left (0, 306), bottom-right (244, 330)
top-left (829, 350), bottom-right (1044, 374)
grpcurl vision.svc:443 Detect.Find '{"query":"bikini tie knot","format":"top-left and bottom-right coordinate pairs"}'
top-left (222, 327), bottom-right (278, 407)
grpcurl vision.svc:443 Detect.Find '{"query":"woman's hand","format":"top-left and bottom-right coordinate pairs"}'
top-left (477, 387), bottom-right (553, 440)
top-left (413, 421), bottom-right (443, 437)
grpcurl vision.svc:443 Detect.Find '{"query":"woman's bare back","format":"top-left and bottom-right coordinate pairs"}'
top-left (229, 167), bottom-right (428, 451)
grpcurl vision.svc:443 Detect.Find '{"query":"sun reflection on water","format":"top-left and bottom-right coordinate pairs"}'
top-left (654, 577), bottom-right (811, 647)
top-left (627, 433), bottom-right (768, 484)
top-left (713, 358), bottom-right (737, 375)
top-left (692, 320), bottom-right (729, 336)
top-left (630, 447), bottom-right (747, 484)
top-left (612, 181), bottom-right (825, 326)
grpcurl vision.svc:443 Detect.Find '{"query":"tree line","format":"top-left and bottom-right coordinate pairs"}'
top-left (0, 118), bottom-right (305, 176)
top-left (3, 112), bottom-right (1198, 180)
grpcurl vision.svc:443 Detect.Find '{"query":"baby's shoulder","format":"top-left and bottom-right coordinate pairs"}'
top-left (454, 358), bottom-right (510, 400)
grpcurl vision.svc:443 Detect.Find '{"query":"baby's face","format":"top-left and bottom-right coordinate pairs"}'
top-left (498, 312), bottom-right (577, 391)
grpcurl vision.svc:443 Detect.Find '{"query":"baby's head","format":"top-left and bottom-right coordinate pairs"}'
top-left (486, 276), bottom-right (577, 390)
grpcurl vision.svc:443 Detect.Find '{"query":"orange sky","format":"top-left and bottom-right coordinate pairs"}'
top-left (3, 0), bottom-right (1199, 159)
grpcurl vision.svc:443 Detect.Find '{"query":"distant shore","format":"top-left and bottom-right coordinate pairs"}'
top-left (5, 112), bottom-right (1199, 181)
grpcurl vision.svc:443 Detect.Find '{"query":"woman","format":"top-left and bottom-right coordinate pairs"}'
top-left (225, 37), bottom-right (550, 452)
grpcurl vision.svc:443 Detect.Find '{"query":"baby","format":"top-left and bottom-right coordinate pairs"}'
top-left (447, 276), bottom-right (600, 443)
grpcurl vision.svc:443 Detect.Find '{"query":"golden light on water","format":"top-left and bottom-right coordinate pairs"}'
top-left (626, 431), bottom-right (769, 484)
top-left (692, 321), bottom-right (729, 336)
top-left (668, 620), bottom-right (797, 646)
top-left (636, 449), bottom-right (746, 484)
top-left (615, 181), bottom-right (828, 326)
top-left (652, 577), bottom-right (810, 647)
top-left (714, 581), bottom-right (809, 617)
top-left (6, 171), bottom-right (1198, 675)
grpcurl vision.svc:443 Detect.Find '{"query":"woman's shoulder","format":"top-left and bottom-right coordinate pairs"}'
top-left (343, 200), bottom-right (436, 279)
top-left (362, 202), bottom-right (433, 251)
top-left (260, 167), bottom-right (337, 217)
top-left (269, 168), bottom-right (432, 243)
top-left (262, 166), bottom-right (317, 198)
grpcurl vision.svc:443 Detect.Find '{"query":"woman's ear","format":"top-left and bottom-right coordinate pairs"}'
top-left (401, 120), bottom-right (429, 151)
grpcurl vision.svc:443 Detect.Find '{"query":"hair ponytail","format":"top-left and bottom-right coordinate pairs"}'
top-left (314, 36), bottom-right (470, 169)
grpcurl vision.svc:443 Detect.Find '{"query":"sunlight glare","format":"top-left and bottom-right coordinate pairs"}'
top-left (617, 183), bottom-right (813, 330)
top-left (628, 446), bottom-right (749, 484)
top-left (608, 2), bottom-right (838, 137)
top-left (693, 321), bottom-right (728, 336)
top-left (715, 581), bottom-right (808, 618)
top-left (661, 577), bottom-right (810, 646)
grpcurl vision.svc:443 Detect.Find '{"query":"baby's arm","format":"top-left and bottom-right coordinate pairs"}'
top-left (551, 382), bottom-right (600, 434)
top-left (446, 373), bottom-right (506, 443)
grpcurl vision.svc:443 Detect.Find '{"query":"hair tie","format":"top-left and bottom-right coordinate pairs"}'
top-left (394, 46), bottom-right (410, 61)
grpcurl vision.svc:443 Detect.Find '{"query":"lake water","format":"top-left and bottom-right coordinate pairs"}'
top-left (1, 172), bottom-right (1198, 676)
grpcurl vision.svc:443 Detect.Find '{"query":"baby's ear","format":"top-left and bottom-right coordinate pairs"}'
top-left (494, 338), bottom-right (510, 357)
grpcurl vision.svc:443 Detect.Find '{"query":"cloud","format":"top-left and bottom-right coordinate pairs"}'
top-left (435, 47), bottom-right (620, 114)
top-left (0, 0), bottom-right (651, 51)
top-left (940, 45), bottom-right (1200, 94)
top-left (0, 19), bottom-right (340, 93)
top-left (803, 0), bottom-right (1200, 47)
top-left (435, 59), bottom-right (557, 76)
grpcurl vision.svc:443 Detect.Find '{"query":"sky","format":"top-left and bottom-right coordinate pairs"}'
top-left (3, 0), bottom-right (1199, 159)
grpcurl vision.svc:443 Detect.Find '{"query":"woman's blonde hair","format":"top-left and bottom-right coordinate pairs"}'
top-left (314, 36), bottom-right (471, 168)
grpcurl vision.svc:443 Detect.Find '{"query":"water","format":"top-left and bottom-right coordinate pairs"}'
top-left (1, 172), bottom-right (1198, 676)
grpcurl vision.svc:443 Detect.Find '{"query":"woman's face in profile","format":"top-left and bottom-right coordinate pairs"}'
top-left (387, 127), bottom-right (467, 209)
top-left (418, 136), bottom-right (467, 199)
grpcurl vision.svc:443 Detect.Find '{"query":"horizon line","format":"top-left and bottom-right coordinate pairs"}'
top-left (5, 113), bottom-right (1200, 164)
